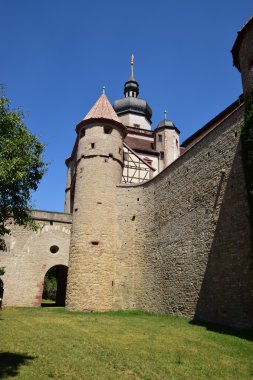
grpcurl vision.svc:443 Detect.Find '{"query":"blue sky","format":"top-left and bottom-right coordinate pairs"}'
top-left (1, 1), bottom-right (252, 212)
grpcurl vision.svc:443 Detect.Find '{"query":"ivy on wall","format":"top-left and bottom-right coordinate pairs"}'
top-left (241, 92), bottom-right (253, 249)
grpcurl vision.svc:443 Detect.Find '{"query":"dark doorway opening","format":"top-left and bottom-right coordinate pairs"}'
top-left (41, 265), bottom-right (68, 307)
top-left (0, 278), bottom-right (4, 308)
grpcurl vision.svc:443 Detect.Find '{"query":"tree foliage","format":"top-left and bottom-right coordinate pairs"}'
top-left (42, 267), bottom-right (57, 301)
top-left (0, 94), bottom-right (47, 251)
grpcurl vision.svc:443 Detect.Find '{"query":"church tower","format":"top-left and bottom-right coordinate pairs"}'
top-left (66, 91), bottom-right (126, 311)
top-left (113, 55), bottom-right (152, 130)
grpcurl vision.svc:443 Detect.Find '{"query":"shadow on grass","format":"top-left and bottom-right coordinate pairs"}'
top-left (189, 320), bottom-right (253, 341)
top-left (41, 302), bottom-right (56, 307)
top-left (0, 352), bottom-right (35, 378)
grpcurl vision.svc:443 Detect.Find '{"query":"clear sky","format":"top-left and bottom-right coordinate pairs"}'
top-left (1, 1), bottom-right (252, 212)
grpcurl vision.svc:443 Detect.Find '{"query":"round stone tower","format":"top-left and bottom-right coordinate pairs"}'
top-left (232, 16), bottom-right (253, 94)
top-left (66, 92), bottom-right (126, 311)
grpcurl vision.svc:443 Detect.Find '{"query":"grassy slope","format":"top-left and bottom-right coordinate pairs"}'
top-left (1, 308), bottom-right (253, 380)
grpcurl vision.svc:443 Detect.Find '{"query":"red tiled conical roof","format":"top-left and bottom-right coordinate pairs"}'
top-left (83, 93), bottom-right (120, 122)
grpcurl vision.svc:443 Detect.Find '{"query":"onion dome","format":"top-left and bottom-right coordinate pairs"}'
top-left (156, 119), bottom-right (175, 129)
top-left (113, 54), bottom-right (152, 122)
top-left (156, 111), bottom-right (180, 134)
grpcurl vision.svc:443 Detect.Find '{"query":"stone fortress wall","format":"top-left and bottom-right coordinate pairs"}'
top-left (112, 17), bottom-right (253, 328)
top-left (1, 210), bottom-right (71, 306)
top-left (2, 100), bottom-right (252, 328)
top-left (114, 104), bottom-right (253, 329)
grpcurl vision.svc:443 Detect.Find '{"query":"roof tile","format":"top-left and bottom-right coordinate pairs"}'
top-left (84, 93), bottom-right (120, 122)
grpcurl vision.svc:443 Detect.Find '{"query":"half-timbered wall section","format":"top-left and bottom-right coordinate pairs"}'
top-left (122, 143), bottom-right (155, 184)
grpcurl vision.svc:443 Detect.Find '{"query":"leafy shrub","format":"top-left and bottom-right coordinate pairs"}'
top-left (42, 267), bottom-right (57, 301)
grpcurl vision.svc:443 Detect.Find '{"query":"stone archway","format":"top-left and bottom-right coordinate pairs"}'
top-left (41, 265), bottom-right (68, 307)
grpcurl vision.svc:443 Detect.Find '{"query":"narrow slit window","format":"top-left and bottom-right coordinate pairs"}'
top-left (104, 126), bottom-right (112, 134)
top-left (80, 129), bottom-right (85, 138)
top-left (248, 58), bottom-right (253, 70)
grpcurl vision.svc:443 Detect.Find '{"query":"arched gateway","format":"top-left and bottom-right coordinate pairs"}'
top-left (0, 210), bottom-right (71, 307)
top-left (42, 265), bottom-right (68, 306)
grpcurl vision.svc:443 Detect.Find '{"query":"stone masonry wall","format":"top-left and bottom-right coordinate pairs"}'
top-left (115, 104), bottom-right (253, 329)
top-left (0, 210), bottom-right (71, 306)
top-left (66, 123), bottom-right (124, 311)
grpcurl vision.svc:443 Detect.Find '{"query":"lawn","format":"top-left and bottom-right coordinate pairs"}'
top-left (0, 308), bottom-right (253, 380)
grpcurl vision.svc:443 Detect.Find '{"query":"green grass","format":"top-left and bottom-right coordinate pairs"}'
top-left (41, 299), bottom-right (56, 306)
top-left (1, 308), bottom-right (253, 380)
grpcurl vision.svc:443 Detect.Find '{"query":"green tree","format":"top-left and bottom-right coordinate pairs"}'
top-left (0, 93), bottom-right (47, 253)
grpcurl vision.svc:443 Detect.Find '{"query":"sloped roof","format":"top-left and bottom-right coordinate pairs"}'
top-left (76, 93), bottom-right (126, 136)
top-left (84, 93), bottom-right (120, 122)
top-left (124, 136), bottom-right (159, 155)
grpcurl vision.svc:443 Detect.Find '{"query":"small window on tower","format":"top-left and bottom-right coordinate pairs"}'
top-left (104, 126), bottom-right (112, 134)
top-left (80, 129), bottom-right (85, 138)
top-left (133, 124), bottom-right (140, 128)
top-left (90, 143), bottom-right (95, 149)
top-left (248, 58), bottom-right (253, 70)
top-left (160, 151), bottom-right (164, 159)
top-left (158, 134), bottom-right (162, 142)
